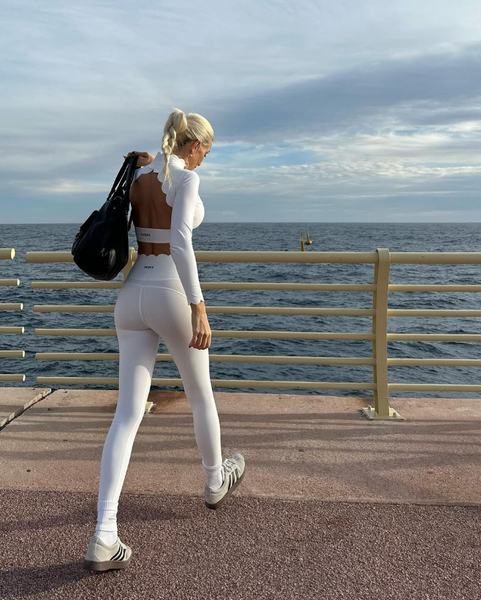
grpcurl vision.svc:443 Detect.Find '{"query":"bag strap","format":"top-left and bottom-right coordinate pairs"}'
top-left (107, 157), bottom-right (130, 200)
top-left (124, 156), bottom-right (139, 231)
top-left (105, 155), bottom-right (138, 231)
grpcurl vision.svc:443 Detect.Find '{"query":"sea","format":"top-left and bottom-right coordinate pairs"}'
top-left (1, 222), bottom-right (481, 398)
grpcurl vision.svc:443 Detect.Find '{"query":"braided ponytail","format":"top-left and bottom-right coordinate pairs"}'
top-left (161, 107), bottom-right (214, 183)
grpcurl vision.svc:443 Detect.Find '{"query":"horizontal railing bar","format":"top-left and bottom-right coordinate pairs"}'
top-left (0, 303), bottom-right (23, 311)
top-left (0, 249), bottom-right (15, 260)
top-left (390, 252), bottom-right (481, 265)
top-left (0, 374), bottom-right (25, 382)
top-left (185, 251), bottom-right (377, 265)
top-left (0, 350), bottom-right (25, 358)
top-left (0, 327), bottom-right (25, 334)
top-left (34, 305), bottom-right (114, 313)
top-left (36, 376), bottom-right (376, 390)
top-left (390, 285), bottom-right (481, 292)
top-left (35, 352), bottom-right (375, 365)
top-left (26, 252), bottom-right (75, 263)
top-left (203, 283), bottom-right (374, 291)
top-left (31, 281), bottom-right (377, 292)
top-left (32, 304), bottom-right (375, 316)
top-left (25, 250), bottom-right (481, 266)
top-left (388, 309), bottom-right (481, 317)
top-left (30, 329), bottom-right (481, 344)
top-left (0, 279), bottom-right (20, 287)
top-left (33, 353), bottom-right (481, 367)
top-left (34, 328), bottom-right (375, 340)
top-left (31, 329), bottom-right (481, 343)
top-left (388, 358), bottom-right (481, 366)
top-left (26, 250), bottom-right (380, 264)
top-left (388, 383), bottom-right (481, 392)
top-left (31, 305), bottom-right (481, 317)
top-left (35, 328), bottom-right (114, 336)
top-left (388, 333), bottom-right (481, 342)
top-left (27, 281), bottom-right (481, 293)
top-left (31, 281), bottom-right (122, 289)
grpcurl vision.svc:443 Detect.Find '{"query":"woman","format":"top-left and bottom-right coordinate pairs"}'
top-left (83, 108), bottom-right (245, 572)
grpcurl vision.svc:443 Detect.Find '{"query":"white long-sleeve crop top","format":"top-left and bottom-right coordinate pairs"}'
top-left (131, 152), bottom-right (205, 305)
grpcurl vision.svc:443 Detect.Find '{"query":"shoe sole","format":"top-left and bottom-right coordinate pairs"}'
top-left (205, 469), bottom-right (245, 510)
top-left (82, 556), bottom-right (132, 572)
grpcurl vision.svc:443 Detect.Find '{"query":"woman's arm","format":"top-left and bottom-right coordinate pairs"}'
top-left (169, 170), bottom-right (205, 307)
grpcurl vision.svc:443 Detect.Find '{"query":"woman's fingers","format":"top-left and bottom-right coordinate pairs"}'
top-left (190, 332), bottom-right (210, 349)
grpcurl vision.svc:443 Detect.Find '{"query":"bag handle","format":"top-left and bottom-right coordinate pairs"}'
top-left (124, 156), bottom-right (139, 231)
top-left (105, 155), bottom-right (138, 231)
top-left (108, 155), bottom-right (137, 201)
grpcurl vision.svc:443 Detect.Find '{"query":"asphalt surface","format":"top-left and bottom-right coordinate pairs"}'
top-left (1, 388), bottom-right (480, 599)
top-left (1, 489), bottom-right (480, 600)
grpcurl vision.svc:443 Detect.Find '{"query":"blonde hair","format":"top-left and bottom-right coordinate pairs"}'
top-left (161, 108), bottom-right (214, 183)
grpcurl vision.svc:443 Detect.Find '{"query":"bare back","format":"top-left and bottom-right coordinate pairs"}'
top-left (130, 172), bottom-right (172, 256)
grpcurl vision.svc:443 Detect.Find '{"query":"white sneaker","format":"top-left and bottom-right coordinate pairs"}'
top-left (82, 535), bottom-right (132, 572)
top-left (205, 452), bottom-right (245, 510)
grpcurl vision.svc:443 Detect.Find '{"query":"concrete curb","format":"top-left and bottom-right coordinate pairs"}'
top-left (0, 387), bottom-right (52, 431)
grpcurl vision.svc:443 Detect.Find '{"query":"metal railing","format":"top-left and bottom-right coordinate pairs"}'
top-left (15, 247), bottom-right (481, 420)
top-left (0, 248), bottom-right (25, 382)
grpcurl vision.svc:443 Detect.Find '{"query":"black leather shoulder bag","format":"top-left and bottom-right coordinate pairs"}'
top-left (71, 155), bottom-right (138, 280)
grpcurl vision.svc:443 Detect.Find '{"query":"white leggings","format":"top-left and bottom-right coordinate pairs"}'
top-left (97, 253), bottom-right (222, 511)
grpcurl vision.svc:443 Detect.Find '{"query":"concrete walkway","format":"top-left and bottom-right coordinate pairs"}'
top-left (0, 387), bottom-right (480, 599)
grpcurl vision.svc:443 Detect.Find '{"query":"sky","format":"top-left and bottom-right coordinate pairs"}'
top-left (1, 0), bottom-right (480, 223)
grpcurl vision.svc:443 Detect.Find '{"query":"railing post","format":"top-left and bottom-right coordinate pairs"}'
top-left (362, 247), bottom-right (403, 420)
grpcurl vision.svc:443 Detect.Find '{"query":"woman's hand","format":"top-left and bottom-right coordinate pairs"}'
top-left (189, 302), bottom-right (212, 350)
top-left (123, 151), bottom-right (154, 167)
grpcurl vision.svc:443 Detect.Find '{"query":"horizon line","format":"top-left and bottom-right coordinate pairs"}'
top-left (2, 221), bottom-right (481, 226)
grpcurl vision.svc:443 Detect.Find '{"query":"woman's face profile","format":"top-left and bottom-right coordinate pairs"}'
top-left (191, 141), bottom-right (212, 169)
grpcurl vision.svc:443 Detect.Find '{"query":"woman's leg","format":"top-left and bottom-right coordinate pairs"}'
top-left (95, 284), bottom-right (160, 543)
top-left (142, 282), bottom-right (224, 488)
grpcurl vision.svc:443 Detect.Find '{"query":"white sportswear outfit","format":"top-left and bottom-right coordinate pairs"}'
top-left (95, 153), bottom-right (222, 538)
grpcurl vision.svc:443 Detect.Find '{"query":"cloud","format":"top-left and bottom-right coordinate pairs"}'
top-left (0, 1), bottom-right (480, 222)
top-left (212, 45), bottom-right (481, 142)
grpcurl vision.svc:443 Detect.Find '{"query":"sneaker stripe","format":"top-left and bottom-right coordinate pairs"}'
top-left (111, 546), bottom-right (123, 561)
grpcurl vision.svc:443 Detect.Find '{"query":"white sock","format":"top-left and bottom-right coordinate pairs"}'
top-left (95, 500), bottom-right (118, 546)
top-left (202, 461), bottom-right (224, 491)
